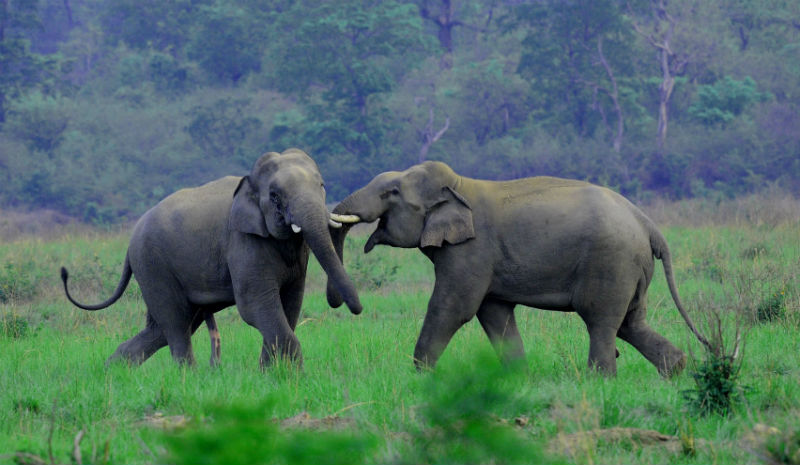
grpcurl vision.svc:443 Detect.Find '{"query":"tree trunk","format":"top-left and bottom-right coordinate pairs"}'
top-left (596, 37), bottom-right (624, 153)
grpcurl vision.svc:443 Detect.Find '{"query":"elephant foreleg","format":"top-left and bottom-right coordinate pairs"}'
top-left (234, 286), bottom-right (302, 369)
top-left (413, 276), bottom-right (488, 371)
top-left (281, 278), bottom-right (306, 331)
top-left (476, 298), bottom-right (525, 366)
top-left (585, 324), bottom-right (619, 376)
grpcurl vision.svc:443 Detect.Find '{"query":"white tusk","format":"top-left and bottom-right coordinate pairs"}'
top-left (328, 219), bottom-right (343, 228)
top-left (329, 213), bottom-right (361, 224)
top-left (291, 224), bottom-right (302, 233)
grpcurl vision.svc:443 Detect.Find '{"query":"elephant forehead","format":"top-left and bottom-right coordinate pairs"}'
top-left (257, 157), bottom-right (320, 180)
top-left (372, 171), bottom-right (402, 186)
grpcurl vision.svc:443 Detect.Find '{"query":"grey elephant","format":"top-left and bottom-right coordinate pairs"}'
top-left (326, 161), bottom-right (709, 377)
top-left (62, 149), bottom-right (362, 368)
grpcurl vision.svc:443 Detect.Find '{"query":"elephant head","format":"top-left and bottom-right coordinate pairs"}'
top-left (230, 148), bottom-right (363, 314)
top-left (326, 161), bottom-right (475, 307)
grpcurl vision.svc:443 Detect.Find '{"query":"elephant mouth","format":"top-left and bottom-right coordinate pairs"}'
top-left (364, 216), bottom-right (387, 253)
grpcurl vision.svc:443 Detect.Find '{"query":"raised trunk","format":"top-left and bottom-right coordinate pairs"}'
top-left (296, 203), bottom-right (362, 315)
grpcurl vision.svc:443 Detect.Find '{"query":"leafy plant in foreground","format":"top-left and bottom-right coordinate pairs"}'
top-left (397, 353), bottom-right (565, 465)
top-left (161, 400), bottom-right (377, 465)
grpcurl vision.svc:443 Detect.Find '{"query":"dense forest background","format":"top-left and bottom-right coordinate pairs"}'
top-left (0, 0), bottom-right (798, 223)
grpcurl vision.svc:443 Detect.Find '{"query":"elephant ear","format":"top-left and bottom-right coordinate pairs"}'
top-left (420, 186), bottom-right (475, 248)
top-left (229, 176), bottom-right (269, 238)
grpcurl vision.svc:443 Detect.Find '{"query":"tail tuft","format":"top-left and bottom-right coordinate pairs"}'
top-left (60, 266), bottom-right (69, 283)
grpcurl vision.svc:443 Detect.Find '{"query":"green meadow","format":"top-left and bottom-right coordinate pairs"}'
top-left (1, 207), bottom-right (799, 464)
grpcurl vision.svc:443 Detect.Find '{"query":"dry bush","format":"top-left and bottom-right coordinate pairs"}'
top-left (643, 189), bottom-right (800, 227)
top-left (0, 209), bottom-right (82, 242)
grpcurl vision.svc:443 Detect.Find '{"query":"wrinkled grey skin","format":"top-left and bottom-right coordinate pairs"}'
top-left (62, 149), bottom-right (362, 368)
top-left (327, 161), bottom-right (709, 377)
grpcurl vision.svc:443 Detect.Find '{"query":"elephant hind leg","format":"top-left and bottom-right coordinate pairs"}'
top-left (139, 287), bottom-right (197, 366)
top-left (204, 312), bottom-right (221, 367)
top-left (574, 290), bottom-right (631, 376)
top-left (617, 284), bottom-right (686, 377)
top-left (617, 318), bottom-right (686, 377)
top-left (476, 298), bottom-right (525, 366)
top-left (107, 314), bottom-right (167, 365)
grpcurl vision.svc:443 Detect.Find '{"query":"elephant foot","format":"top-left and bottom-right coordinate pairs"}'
top-left (657, 350), bottom-right (687, 378)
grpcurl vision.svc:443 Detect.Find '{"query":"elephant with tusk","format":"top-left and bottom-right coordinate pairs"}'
top-left (62, 149), bottom-right (362, 368)
top-left (326, 161), bottom-right (710, 377)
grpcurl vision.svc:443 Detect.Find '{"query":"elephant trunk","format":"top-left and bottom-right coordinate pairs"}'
top-left (325, 191), bottom-right (376, 308)
top-left (293, 200), bottom-right (362, 315)
top-left (325, 224), bottom-right (352, 308)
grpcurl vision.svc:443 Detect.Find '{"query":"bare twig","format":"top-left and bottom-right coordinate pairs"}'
top-left (72, 430), bottom-right (85, 465)
top-left (418, 107), bottom-right (450, 163)
top-left (48, 400), bottom-right (57, 465)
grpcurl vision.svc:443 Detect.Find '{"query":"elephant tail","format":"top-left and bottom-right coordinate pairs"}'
top-left (649, 227), bottom-right (713, 352)
top-left (61, 253), bottom-right (133, 311)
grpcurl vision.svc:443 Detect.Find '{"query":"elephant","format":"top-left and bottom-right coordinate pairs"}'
top-left (61, 148), bottom-right (362, 368)
top-left (326, 161), bottom-right (710, 377)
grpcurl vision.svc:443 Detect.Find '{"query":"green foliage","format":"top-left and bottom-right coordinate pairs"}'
top-left (5, 91), bottom-right (70, 152)
top-left (344, 237), bottom-right (398, 291)
top-left (99, 0), bottom-right (204, 51)
top-left (683, 352), bottom-right (745, 417)
top-left (689, 76), bottom-right (770, 126)
top-left (682, 297), bottom-right (749, 417)
top-left (757, 289), bottom-right (787, 323)
top-left (1, 314), bottom-right (30, 338)
top-left (12, 397), bottom-right (40, 414)
top-left (2, 0), bottom-right (800, 219)
top-left (162, 400), bottom-right (378, 465)
top-left (401, 353), bottom-right (563, 465)
top-left (187, 4), bottom-right (266, 83)
top-left (0, 259), bottom-right (37, 303)
top-left (185, 97), bottom-right (264, 164)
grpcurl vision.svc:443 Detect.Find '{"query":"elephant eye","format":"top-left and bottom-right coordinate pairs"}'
top-left (269, 191), bottom-right (283, 208)
top-left (381, 186), bottom-right (400, 200)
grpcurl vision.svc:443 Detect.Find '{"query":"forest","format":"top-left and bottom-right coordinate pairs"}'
top-left (1, 0), bottom-right (799, 223)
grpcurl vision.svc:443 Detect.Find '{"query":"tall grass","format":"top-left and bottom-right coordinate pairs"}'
top-left (1, 205), bottom-right (799, 463)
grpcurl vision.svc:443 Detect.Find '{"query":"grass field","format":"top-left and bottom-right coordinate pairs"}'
top-left (1, 209), bottom-right (799, 464)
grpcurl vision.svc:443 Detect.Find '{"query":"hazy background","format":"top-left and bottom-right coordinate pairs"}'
top-left (1, 0), bottom-right (798, 224)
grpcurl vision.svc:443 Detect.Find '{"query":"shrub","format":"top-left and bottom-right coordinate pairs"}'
top-left (757, 290), bottom-right (787, 323)
top-left (0, 260), bottom-right (38, 303)
top-left (344, 237), bottom-right (398, 291)
top-left (682, 298), bottom-right (748, 417)
top-left (1, 314), bottom-right (31, 339)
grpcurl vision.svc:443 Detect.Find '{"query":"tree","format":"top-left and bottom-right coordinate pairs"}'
top-left (0, 0), bottom-right (43, 123)
top-left (264, 0), bottom-right (432, 192)
top-left (187, 3), bottom-right (267, 83)
top-left (414, 0), bottom-right (503, 68)
top-left (99, 0), bottom-right (204, 52)
top-left (511, 0), bottom-right (633, 152)
top-left (628, 0), bottom-right (730, 151)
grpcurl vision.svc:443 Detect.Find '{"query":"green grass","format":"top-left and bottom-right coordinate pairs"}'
top-left (1, 223), bottom-right (799, 464)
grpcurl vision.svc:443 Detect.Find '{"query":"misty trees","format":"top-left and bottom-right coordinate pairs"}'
top-left (262, 0), bottom-right (431, 196)
top-left (1, 0), bottom-right (799, 220)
